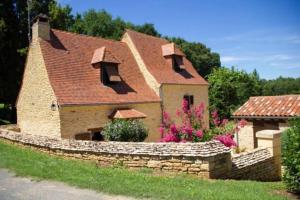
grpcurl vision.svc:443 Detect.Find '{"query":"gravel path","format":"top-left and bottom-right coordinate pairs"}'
top-left (0, 169), bottom-right (137, 200)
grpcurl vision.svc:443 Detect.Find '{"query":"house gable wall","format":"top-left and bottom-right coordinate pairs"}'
top-left (16, 39), bottom-right (61, 138)
top-left (160, 84), bottom-right (209, 127)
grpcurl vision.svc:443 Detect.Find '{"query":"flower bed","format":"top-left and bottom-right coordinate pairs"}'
top-left (159, 99), bottom-right (247, 148)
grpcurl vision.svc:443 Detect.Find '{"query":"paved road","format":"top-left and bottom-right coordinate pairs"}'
top-left (0, 169), bottom-right (136, 200)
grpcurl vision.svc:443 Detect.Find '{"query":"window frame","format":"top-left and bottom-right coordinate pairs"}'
top-left (183, 95), bottom-right (194, 109)
top-left (172, 55), bottom-right (184, 72)
top-left (100, 63), bottom-right (121, 85)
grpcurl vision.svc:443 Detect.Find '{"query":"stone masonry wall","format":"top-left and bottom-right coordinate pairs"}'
top-left (160, 84), bottom-right (209, 128)
top-left (16, 38), bottom-right (61, 138)
top-left (59, 103), bottom-right (162, 142)
top-left (230, 148), bottom-right (279, 181)
top-left (0, 128), bottom-right (281, 181)
top-left (0, 128), bottom-right (231, 179)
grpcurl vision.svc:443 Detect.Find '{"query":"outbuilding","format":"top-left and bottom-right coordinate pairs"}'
top-left (232, 95), bottom-right (300, 150)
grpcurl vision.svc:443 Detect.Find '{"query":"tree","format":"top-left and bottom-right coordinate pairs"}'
top-left (71, 9), bottom-right (161, 40)
top-left (208, 67), bottom-right (261, 119)
top-left (49, 1), bottom-right (74, 30)
top-left (0, 0), bottom-right (69, 122)
top-left (166, 37), bottom-right (221, 78)
top-left (133, 23), bottom-right (161, 37)
top-left (261, 76), bottom-right (300, 96)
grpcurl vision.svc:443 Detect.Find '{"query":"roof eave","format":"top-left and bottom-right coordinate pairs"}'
top-left (232, 115), bottom-right (300, 120)
top-left (58, 100), bottom-right (162, 107)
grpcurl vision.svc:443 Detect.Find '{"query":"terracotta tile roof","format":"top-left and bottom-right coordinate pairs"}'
top-left (233, 95), bottom-right (300, 118)
top-left (109, 108), bottom-right (147, 119)
top-left (40, 29), bottom-right (160, 105)
top-left (125, 30), bottom-right (208, 85)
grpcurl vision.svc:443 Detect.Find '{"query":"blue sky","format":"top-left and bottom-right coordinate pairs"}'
top-left (58, 0), bottom-right (300, 79)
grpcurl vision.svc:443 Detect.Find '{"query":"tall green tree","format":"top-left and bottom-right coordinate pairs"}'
top-left (0, 0), bottom-right (67, 121)
top-left (71, 9), bottom-right (160, 40)
top-left (208, 67), bottom-right (261, 119)
top-left (49, 2), bottom-right (74, 30)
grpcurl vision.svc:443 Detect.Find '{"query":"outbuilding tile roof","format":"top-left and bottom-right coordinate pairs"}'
top-left (40, 29), bottom-right (160, 105)
top-left (233, 95), bottom-right (300, 118)
top-left (125, 30), bottom-right (208, 85)
top-left (109, 109), bottom-right (147, 119)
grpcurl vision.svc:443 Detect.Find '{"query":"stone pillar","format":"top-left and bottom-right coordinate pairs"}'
top-left (208, 152), bottom-right (232, 179)
top-left (237, 122), bottom-right (255, 150)
top-left (256, 130), bottom-right (282, 180)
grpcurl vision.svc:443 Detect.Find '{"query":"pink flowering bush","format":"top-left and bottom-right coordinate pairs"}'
top-left (159, 99), bottom-right (247, 148)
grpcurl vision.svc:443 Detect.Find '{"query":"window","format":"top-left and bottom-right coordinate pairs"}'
top-left (183, 95), bottom-right (194, 109)
top-left (172, 56), bottom-right (185, 72)
top-left (101, 63), bottom-right (121, 85)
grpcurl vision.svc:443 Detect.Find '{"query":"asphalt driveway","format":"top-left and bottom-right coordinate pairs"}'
top-left (0, 169), bottom-right (136, 200)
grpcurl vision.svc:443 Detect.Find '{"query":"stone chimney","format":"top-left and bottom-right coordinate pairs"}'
top-left (32, 14), bottom-right (50, 41)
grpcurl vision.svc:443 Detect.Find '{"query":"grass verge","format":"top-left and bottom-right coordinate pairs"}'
top-left (0, 139), bottom-right (291, 200)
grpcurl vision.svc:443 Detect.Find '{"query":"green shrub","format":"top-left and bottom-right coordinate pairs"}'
top-left (102, 119), bottom-right (148, 142)
top-left (282, 118), bottom-right (300, 194)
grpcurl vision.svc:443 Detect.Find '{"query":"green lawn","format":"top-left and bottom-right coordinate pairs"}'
top-left (0, 140), bottom-right (291, 200)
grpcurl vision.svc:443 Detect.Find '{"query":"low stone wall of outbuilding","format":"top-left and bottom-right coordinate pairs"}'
top-left (0, 127), bottom-right (281, 181)
top-left (230, 148), bottom-right (278, 181)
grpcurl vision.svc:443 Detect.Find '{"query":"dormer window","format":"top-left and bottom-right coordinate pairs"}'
top-left (173, 55), bottom-right (185, 72)
top-left (101, 63), bottom-right (121, 85)
top-left (91, 46), bottom-right (121, 85)
top-left (162, 43), bottom-right (185, 72)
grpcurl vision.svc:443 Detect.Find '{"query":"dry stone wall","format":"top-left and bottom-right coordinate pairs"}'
top-left (0, 128), bottom-right (281, 181)
top-left (230, 148), bottom-right (279, 181)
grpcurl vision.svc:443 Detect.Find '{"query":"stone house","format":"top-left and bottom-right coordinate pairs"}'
top-left (16, 15), bottom-right (209, 141)
top-left (233, 95), bottom-right (300, 149)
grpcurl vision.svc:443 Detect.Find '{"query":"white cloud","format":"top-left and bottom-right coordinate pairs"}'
top-left (221, 56), bottom-right (257, 63)
top-left (209, 29), bottom-right (300, 45)
top-left (221, 56), bottom-right (240, 62)
top-left (221, 54), bottom-right (295, 64)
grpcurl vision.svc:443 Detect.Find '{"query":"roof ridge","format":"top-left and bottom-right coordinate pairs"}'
top-left (250, 94), bottom-right (300, 98)
top-left (51, 29), bottom-right (126, 45)
top-left (125, 29), bottom-right (169, 42)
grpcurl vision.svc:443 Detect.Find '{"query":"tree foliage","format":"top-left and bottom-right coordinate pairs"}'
top-left (261, 77), bottom-right (300, 96)
top-left (208, 67), bottom-right (261, 119)
top-left (70, 9), bottom-right (160, 40)
top-left (0, 0), bottom-right (62, 105)
top-left (282, 118), bottom-right (300, 194)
